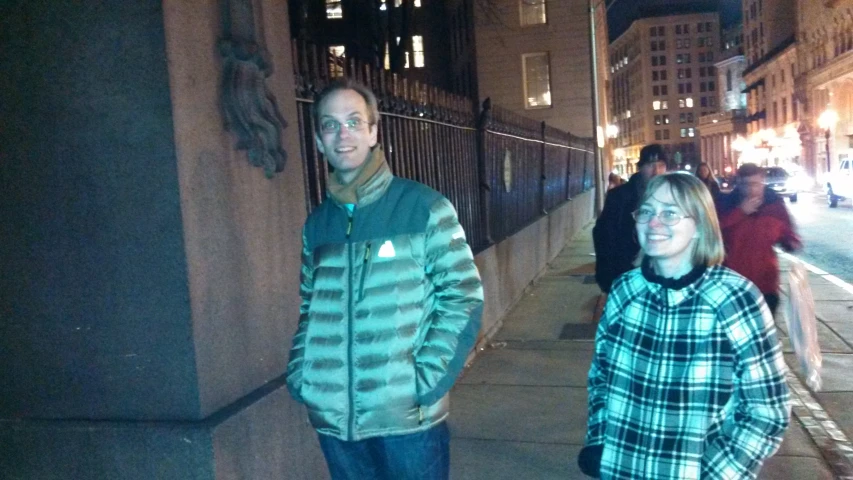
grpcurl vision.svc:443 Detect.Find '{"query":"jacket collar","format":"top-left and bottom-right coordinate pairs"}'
top-left (641, 256), bottom-right (709, 307)
top-left (327, 147), bottom-right (394, 208)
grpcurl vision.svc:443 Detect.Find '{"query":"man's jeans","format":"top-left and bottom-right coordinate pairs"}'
top-left (317, 422), bottom-right (450, 480)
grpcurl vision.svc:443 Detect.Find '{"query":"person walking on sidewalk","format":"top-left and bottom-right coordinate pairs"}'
top-left (717, 163), bottom-right (801, 316)
top-left (285, 78), bottom-right (484, 480)
top-left (580, 173), bottom-right (790, 479)
top-left (695, 161), bottom-right (721, 201)
top-left (593, 144), bottom-right (668, 293)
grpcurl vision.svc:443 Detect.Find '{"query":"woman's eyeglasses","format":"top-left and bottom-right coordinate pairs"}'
top-left (632, 208), bottom-right (692, 226)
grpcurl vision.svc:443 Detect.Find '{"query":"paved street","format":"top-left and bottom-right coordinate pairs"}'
top-left (787, 190), bottom-right (853, 285)
top-left (449, 221), bottom-right (853, 479)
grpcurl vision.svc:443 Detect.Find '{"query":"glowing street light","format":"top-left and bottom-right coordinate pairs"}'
top-left (606, 124), bottom-right (619, 138)
top-left (818, 109), bottom-right (839, 130)
top-left (732, 135), bottom-right (750, 152)
top-left (818, 109), bottom-right (839, 173)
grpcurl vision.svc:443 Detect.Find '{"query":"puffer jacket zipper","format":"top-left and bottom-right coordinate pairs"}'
top-left (346, 209), bottom-right (356, 441)
top-left (358, 242), bottom-right (371, 302)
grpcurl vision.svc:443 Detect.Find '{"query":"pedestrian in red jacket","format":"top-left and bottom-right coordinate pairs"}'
top-left (717, 163), bottom-right (801, 315)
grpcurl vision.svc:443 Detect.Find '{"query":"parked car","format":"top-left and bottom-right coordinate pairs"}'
top-left (763, 166), bottom-right (798, 202)
top-left (827, 158), bottom-right (853, 208)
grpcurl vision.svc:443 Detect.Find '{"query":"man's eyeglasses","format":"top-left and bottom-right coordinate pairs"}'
top-left (320, 118), bottom-right (372, 134)
top-left (631, 208), bottom-right (692, 226)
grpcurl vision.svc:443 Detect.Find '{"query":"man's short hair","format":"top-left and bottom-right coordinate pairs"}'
top-left (638, 172), bottom-right (725, 267)
top-left (637, 143), bottom-right (667, 168)
top-left (312, 78), bottom-right (380, 132)
top-left (736, 163), bottom-right (764, 179)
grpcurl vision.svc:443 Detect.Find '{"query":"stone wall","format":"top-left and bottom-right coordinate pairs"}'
top-left (0, 0), bottom-right (597, 477)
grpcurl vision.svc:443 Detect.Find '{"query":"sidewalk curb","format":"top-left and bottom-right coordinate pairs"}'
top-left (787, 372), bottom-right (853, 479)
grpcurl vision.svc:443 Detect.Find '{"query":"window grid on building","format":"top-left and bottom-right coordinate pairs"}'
top-left (522, 52), bottom-right (552, 108)
top-left (326, 0), bottom-right (342, 19)
top-left (520, 0), bottom-right (546, 26)
top-left (328, 45), bottom-right (345, 77)
top-left (412, 35), bottom-right (425, 68)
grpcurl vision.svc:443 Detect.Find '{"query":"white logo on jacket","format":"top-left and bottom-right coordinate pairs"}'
top-left (377, 240), bottom-right (396, 258)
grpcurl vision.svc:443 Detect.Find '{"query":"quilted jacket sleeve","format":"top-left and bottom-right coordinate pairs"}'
top-left (415, 196), bottom-right (484, 406)
top-left (285, 226), bottom-right (314, 403)
top-left (701, 284), bottom-right (791, 479)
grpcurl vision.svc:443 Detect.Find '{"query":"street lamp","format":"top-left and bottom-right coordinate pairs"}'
top-left (606, 123), bottom-right (619, 139)
top-left (818, 109), bottom-right (839, 174)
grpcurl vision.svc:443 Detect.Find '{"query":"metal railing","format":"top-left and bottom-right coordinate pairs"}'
top-left (292, 39), bottom-right (594, 252)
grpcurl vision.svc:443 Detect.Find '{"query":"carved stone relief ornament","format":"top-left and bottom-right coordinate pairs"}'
top-left (219, 0), bottom-right (287, 178)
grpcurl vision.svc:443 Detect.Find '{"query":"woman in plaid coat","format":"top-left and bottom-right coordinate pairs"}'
top-left (579, 173), bottom-right (790, 479)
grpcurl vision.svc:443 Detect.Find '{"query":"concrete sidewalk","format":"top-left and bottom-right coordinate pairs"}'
top-left (448, 223), bottom-right (844, 479)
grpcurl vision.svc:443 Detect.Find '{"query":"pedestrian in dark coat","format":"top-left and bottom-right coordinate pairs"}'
top-left (593, 144), bottom-right (667, 293)
top-left (717, 163), bottom-right (801, 315)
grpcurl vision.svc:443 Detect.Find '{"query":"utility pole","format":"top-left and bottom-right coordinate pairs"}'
top-left (589, 0), bottom-right (617, 215)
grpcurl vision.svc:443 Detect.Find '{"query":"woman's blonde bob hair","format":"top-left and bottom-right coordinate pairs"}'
top-left (638, 172), bottom-right (725, 267)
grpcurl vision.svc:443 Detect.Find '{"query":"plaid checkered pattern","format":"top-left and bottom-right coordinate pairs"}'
top-left (585, 264), bottom-right (791, 479)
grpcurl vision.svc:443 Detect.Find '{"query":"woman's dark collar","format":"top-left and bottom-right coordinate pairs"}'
top-left (641, 256), bottom-right (707, 289)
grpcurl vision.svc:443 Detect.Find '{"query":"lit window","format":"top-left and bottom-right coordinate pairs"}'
top-left (653, 101), bottom-right (661, 110)
top-left (412, 35), bottom-right (425, 68)
top-left (414, 0), bottom-right (421, 6)
top-left (681, 128), bottom-right (687, 137)
top-left (404, 51), bottom-right (410, 69)
top-left (326, 0), bottom-right (342, 19)
top-left (678, 99), bottom-right (685, 108)
top-left (686, 97), bottom-right (694, 108)
top-left (328, 45), bottom-right (345, 77)
top-left (688, 127), bottom-right (695, 137)
top-left (520, 0), bottom-right (547, 26)
top-left (662, 101), bottom-right (669, 109)
top-left (384, 42), bottom-right (391, 70)
top-left (522, 52), bottom-right (552, 108)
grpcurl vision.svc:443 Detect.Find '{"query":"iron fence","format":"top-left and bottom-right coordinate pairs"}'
top-left (292, 39), bottom-right (594, 253)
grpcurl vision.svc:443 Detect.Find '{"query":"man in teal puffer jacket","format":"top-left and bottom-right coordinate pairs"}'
top-left (286, 78), bottom-right (484, 480)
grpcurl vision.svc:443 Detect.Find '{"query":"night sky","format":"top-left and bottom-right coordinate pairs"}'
top-left (607, 0), bottom-right (743, 41)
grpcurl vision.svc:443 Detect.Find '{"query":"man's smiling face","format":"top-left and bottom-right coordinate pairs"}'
top-left (314, 88), bottom-right (378, 183)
